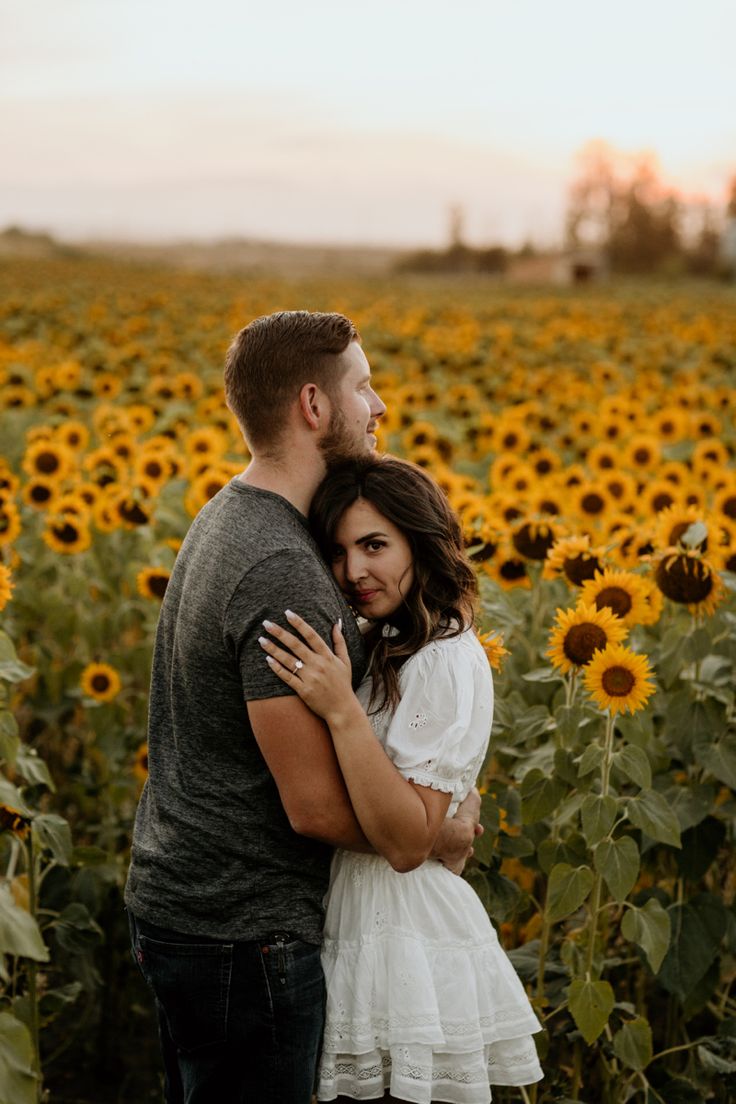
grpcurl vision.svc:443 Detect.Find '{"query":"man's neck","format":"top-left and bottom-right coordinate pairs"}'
top-left (238, 457), bottom-right (326, 517)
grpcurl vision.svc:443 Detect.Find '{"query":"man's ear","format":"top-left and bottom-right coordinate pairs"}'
top-left (298, 383), bottom-right (329, 431)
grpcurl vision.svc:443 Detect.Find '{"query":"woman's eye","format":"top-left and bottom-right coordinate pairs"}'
top-left (330, 547), bottom-right (345, 562)
top-left (367, 541), bottom-right (386, 552)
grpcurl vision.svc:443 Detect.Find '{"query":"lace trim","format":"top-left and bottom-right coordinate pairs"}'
top-left (402, 768), bottom-right (457, 793)
top-left (322, 1008), bottom-right (542, 1051)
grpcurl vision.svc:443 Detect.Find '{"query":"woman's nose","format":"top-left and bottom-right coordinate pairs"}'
top-left (345, 553), bottom-right (368, 583)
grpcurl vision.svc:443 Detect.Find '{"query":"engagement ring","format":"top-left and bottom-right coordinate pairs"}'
top-left (293, 659), bottom-right (304, 673)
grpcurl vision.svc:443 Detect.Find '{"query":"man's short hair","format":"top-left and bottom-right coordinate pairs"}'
top-left (224, 310), bottom-right (360, 450)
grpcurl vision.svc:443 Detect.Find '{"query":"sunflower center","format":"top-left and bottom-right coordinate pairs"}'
top-left (652, 492), bottom-right (675, 512)
top-left (53, 522), bottom-right (80, 544)
top-left (30, 484), bottom-right (53, 504)
top-left (633, 448), bottom-right (651, 465)
top-left (563, 623), bottom-right (608, 666)
top-left (564, 554), bottom-right (602, 585)
top-left (36, 451), bottom-right (60, 474)
top-left (655, 555), bottom-right (713, 604)
top-left (468, 540), bottom-right (497, 564)
top-left (594, 586), bottom-right (632, 618)
top-left (499, 559), bottom-right (527, 581)
top-left (149, 574), bottom-right (169, 598)
top-left (581, 493), bottom-right (605, 515)
top-left (91, 674), bottom-right (111, 692)
top-left (722, 495), bottom-right (736, 520)
top-left (601, 665), bottom-right (636, 696)
top-left (512, 524), bottom-right (555, 561)
top-left (119, 500), bottom-right (149, 525)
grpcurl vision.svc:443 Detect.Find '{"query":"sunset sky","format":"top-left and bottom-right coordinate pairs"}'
top-left (2, 0), bottom-right (734, 247)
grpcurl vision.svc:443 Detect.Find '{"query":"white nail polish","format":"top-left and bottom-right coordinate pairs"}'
top-left (262, 619), bottom-right (274, 629)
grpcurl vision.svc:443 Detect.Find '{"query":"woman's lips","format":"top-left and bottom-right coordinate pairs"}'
top-left (354, 589), bottom-right (378, 602)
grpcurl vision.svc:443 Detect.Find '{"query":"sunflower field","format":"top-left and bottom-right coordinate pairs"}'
top-left (1, 255), bottom-right (735, 1103)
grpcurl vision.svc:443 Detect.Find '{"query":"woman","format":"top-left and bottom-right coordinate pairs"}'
top-left (259, 455), bottom-right (542, 1104)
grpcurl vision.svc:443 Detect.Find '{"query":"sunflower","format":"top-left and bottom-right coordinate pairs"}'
top-left (132, 743), bottom-right (149, 784)
top-left (544, 534), bottom-right (608, 586)
top-left (485, 543), bottom-right (531, 589)
top-left (654, 504), bottom-right (711, 554)
top-left (583, 644), bottom-right (655, 715)
top-left (529, 447), bottom-right (562, 480)
top-left (487, 492), bottom-right (525, 527)
top-left (173, 371), bottom-right (204, 401)
top-left (571, 481), bottom-right (612, 524)
top-left (477, 629), bottom-right (509, 671)
top-left (0, 385), bottom-right (36, 409)
top-left (690, 411), bottom-right (721, 439)
top-left (21, 477), bottom-right (58, 510)
top-left (511, 519), bottom-right (560, 562)
top-left (585, 442), bottom-right (622, 474)
top-left (0, 803), bottom-right (31, 840)
top-left (184, 427), bottom-right (228, 461)
top-left (599, 470), bottom-right (638, 511)
top-left (623, 434), bottom-right (661, 473)
top-left (42, 514), bottom-right (92, 555)
top-left (638, 576), bottom-right (664, 626)
top-left (713, 484), bottom-right (736, 523)
top-left (80, 662), bottom-right (122, 703)
top-left (0, 563), bottom-right (13, 611)
top-left (110, 490), bottom-right (151, 529)
top-left (402, 420), bottom-right (440, 452)
top-left (125, 403), bottom-right (157, 433)
top-left (137, 566), bottom-right (171, 600)
top-left (580, 567), bottom-right (650, 627)
top-left (0, 466), bottom-right (19, 499)
top-left (641, 479), bottom-right (682, 516)
top-left (651, 548), bottom-right (725, 616)
top-left (55, 420), bottom-right (90, 452)
top-left (0, 500), bottom-right (21, 546)
top-left (22, 439), bottom-right (75, 482)
top-left (547, 602), bottom-right (628, 674)
top-left (651, 406), bottom-right (689, 443)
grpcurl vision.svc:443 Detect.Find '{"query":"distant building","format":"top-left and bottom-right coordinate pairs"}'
top-left (505, 247), bottom-right (608, 286)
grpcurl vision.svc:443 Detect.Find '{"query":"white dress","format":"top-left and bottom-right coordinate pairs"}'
top-left (316, 629), bottom-right (543, 1103)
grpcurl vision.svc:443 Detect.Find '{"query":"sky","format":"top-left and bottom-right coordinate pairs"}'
top-left (1, 0), bottom-right (734, 248)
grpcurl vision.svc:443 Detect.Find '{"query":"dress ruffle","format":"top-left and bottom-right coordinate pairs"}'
top-left (316, 852), bottom-right (543, 1103)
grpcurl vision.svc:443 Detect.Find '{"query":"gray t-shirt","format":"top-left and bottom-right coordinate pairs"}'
top-left (124, 478), bottom-right (367, 942)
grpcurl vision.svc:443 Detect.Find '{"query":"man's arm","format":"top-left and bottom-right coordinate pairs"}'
top-left (247, 695), bottom-right (372, 852)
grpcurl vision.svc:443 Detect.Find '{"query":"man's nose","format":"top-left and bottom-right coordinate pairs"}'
top-left (370, 389), bottom-right (387, 418)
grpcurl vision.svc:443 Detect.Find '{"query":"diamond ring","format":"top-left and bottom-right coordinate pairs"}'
top-left (293, 659), bottom-right (304, 673)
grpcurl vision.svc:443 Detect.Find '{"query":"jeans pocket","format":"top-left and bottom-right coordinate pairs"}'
top-left (138, 934), bottom-right (233, 1053)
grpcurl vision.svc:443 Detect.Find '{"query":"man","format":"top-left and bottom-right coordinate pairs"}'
top-left (125, 311), bottom-right (480, 1103)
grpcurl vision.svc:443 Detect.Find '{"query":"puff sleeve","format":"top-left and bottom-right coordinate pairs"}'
top-left (382, 632), bottom-right (494, 804)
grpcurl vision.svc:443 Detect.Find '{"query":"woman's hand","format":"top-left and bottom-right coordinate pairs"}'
top-left (258, 609), bottom-right (355, 723)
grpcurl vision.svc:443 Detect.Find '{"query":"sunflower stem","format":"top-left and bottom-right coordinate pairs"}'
top-left (586, 711), bottom-right (615, 980)
top-left (25, 832), bottom-right (42, 1102)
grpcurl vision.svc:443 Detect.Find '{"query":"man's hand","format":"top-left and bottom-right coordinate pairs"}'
top-left (431, 787), bottom-right (484, 876)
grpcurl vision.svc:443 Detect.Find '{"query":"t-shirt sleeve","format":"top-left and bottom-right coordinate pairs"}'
top-left (383, 638), bottom-right (494, 798)
top-left (223, 549), bottom-right (345, 702)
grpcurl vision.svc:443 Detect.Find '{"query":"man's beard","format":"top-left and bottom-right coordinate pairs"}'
top-left (318, 405), bottom-right (371, 468)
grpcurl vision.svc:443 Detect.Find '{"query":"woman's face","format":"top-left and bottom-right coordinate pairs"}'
top-left (330, 498), bottom-right (414, 619)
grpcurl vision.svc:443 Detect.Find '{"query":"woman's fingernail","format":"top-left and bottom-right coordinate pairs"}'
top-left (262, 619), bottom-right (274, 629)
top-left (285, 609), bottom-right (295, 619)
top-left (337, 617), bottom-right (343, 631)
top-left (265, 656), bottom-right (275, 665)
top-left (258, 637), bottom-right (267, 646)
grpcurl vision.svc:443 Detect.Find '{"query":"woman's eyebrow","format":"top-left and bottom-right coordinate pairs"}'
top-left (354, 531), bottom-right (389, 545)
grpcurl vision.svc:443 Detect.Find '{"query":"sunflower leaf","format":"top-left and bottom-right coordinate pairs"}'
top-left (581, 794), bottom-right (618, 847)
top-left (520, 769), bottom-right (567, 824)
top-left (621, 898), bottom-right (671, 973)
top-left (0, 1011), bottom-right (39, 1104)
top-left (594, 836), bottom-right (640, 902)
top-left (613, 1016), bottom-right (653, 1071)
top-left (546, 862), bottom-right (594, 923)
top-left (577, 744), bottom-right (604, 777)
top-left (692, 733), bottom-right (736, 790)
top-left (568, 977), bottom-right (615, 1043)
top-left (614, 745), bottom-right (652, 790)
top-left (626, 790), bottom-right (681, 848)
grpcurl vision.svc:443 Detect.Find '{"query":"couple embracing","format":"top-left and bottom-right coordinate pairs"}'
top-left (125, 311), bottom-right (543, 1103)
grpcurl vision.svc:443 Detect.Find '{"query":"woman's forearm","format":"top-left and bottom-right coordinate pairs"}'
top-left (326, 698), bottom-right (449, 872)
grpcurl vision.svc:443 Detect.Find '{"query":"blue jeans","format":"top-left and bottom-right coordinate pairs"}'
top-left (128, 910), bottom-right (326, 1104)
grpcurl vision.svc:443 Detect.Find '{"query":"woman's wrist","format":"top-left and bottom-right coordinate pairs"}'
top-left (326, 694), bottom-right (365, 733)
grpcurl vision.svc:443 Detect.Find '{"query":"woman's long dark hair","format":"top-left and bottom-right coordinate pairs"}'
top-left (309, 454), bottom-right (478, 711)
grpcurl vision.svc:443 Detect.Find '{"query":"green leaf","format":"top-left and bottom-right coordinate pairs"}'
top-left (658, 893), bottom-right (728, 1001)
top-left (677, 818), bottom-right (726, 882)
top-left (613, 1016), bottom-right (653, 1071)
top-left (0, 711), bottom-right (19, 766)
top-left (554, 748), bottom-right (579, 786)
top-left (694, 732), bottom-right (736, 790)
top-left (514, 706), bottom-right (554, 744)
top-left (666, 782), bottom-right (718, 832)
top-left (568, 977), bottom-right (615, 1043)
top-left (522, 666), bottom-right (562, 683)
top-left (0, 886), bottom-right (49, 962)
top-left (52, 902), bottom-right (104, 955)
top-left (0, 1012), bottom-right (38, 1104)
top-left (614, 745), bottom-right (652, 791)
top-left (697, 1043), bottom-right (736, 1074)
top-left (472, 826), bottom-right (496, 867)
top-left (0, 635), bottom-right (35, 685)
top-left (627, 790), bottom-right (681, 848)
top-left (0, 777), bottom-right (31, 817)
top-left (577, 744), bottom-right (603, 777)
top-left (32, 814), bottom-right (72, 866)
top-left (581, 794), bottom-right (618, 847)
top-left (594, 836), bottom-right (640, 902)
top-left (520, 769), bottom-right (567, 824)
top-left (546, 863), bottom-right (595, 923)
top-left (14, 747), bottom-right (55, 792)
top-left (621, 898), bottom-right (671, 973)
top-left (484, 869), bottom-right (522, 922)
